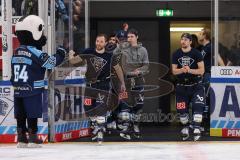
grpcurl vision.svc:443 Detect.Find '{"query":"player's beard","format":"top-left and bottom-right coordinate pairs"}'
top-left (96, 45), bottom-right (104, 52)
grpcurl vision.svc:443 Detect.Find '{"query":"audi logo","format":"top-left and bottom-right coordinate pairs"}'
top-left (220, 69), bottom-right (233, 75)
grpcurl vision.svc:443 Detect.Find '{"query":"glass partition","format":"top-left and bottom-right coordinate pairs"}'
top-left (48, 0), bottom-right (90, 142)
top-left (218, 0), bottom-right (240, 66)
top-left (3, 0), bottom-right (239, 143)
top-left (210, 0), bottom-right (240, 139)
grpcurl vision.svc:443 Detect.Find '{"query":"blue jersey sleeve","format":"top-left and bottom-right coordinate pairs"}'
top-left (28, 46), bottom-right (66, 69)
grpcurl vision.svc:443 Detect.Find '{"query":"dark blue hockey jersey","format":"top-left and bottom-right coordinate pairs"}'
top-left (78, 48), bottom-right (117, 82)
top-left (201, 42), bottom-right (212, 73)
top-left (172, 48), bottom-right (203, 81)
top-left (11, 45), bottom-right (66, 97)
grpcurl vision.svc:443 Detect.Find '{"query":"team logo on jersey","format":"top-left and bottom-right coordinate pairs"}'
top-left (195, 94), bottom-right (204, 104)
top-left (96, 93), bottom-right (105, 103)
top-left (201, 50), bottom-right (206, 57)
top-left (197, 95), bottom-right (204, 101)
top-left (178, 56), bottom-right (194, 67)
top-left (136, 93), bottom-right (144, 104)
top-left (90, 57), bottom-right (107, 72)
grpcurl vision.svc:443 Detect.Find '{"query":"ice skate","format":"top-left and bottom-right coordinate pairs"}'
top-left (193, 128), bottom-right (201, 141)
top-left (133, 124), bottom-right (141, 139)
top-left (118, 123), bottom-right (131, 140)
top-left (120, 133), bottom-right (131, 140)
top-left (92, 125), bottom-right (99, 140)
top-left (181, 127), bottom-right (190, 141)
top-left (16, 129), bottom-right (28, 148)
top-left (28, 133), bottom-right (43, 148)
top-left (97, 131), bottom-right (104, 145)
top-left (92, 127), bottom-right (105, 143)
top-left (91, 116), bottom-right (106, 144)
top-left (107, 121), bottom-right (117, 130)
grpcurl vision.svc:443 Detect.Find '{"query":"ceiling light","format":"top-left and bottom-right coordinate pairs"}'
top-left (170, 27), bottom-right (204, 32)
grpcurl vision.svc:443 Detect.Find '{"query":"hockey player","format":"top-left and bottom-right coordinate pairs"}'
top-left (11, 15), bottom-right (66, 148)
top-left (172, 33), bottom-right (205, 141)
top-left (116, 22), bottom-right (129, 42)
top-left (198, 28), bottom-right (212, 134)
top-left (113, 28), bottom-right (149, 140)
top-left (69, 33), bottom-right (125, 144)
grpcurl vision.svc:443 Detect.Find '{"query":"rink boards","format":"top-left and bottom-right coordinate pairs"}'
top-left (210, 66), bottom-right (240, 137)
top-left (0, 67), bottom-right (91, 143)
top-left (0, 16), bottom-right (91, 142)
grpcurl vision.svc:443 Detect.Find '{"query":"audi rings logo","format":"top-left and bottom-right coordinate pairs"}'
top-left (220, 69), bottom-right (233, 75)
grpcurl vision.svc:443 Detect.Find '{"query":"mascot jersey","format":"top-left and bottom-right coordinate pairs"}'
top-left (11, 45), bottom-right (65, 97)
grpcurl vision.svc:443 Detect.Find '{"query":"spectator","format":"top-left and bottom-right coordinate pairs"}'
top-left (105, 34), bottom-right (119, 53)
top-left (116, 22), bottom-right (129, 43)
top-left (191, 34), bottom-right (202, 51)
top-left (113, 28), bottom-right (149, 140)
top-left (228, 48), bottom-right (240, 66)
top-left (21, 0), bottom-right (38, 16)
top-left (198, 28), bottom-right (212, 134)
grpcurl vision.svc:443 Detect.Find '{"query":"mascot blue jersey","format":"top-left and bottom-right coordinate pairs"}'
top-left (11, 45), bottom-right (65, 97)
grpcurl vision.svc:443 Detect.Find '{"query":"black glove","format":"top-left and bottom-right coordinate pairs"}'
top-left (56, 46), bottom-right (67, 57)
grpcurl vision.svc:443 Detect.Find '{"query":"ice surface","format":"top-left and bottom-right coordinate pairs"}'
top-left (0, 142), bottom-right (240, 160)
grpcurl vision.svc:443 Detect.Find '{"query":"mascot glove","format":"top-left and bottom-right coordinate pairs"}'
top-left (56, 47), bottom-right (67, 57)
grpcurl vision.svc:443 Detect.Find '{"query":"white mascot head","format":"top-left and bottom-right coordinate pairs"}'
top-left (15, 15), bottom-right (46, 49)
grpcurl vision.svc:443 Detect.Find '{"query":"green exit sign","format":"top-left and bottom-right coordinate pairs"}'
top-left (156, 9), bottom-right (173, 17)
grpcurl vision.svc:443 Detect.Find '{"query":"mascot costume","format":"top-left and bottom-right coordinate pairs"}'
top-left (11, 15), bottom-right (66, 148)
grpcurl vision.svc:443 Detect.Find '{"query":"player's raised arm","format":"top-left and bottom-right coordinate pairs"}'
top-left (69, 50), bottom-right (84, 64)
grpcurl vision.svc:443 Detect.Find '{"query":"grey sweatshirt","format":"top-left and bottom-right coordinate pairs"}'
top-left (113, 42), bottom-right (149, 76)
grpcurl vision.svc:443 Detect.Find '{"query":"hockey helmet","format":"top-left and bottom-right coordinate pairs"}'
top-left (15, 15), bottom-right (44, 41)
